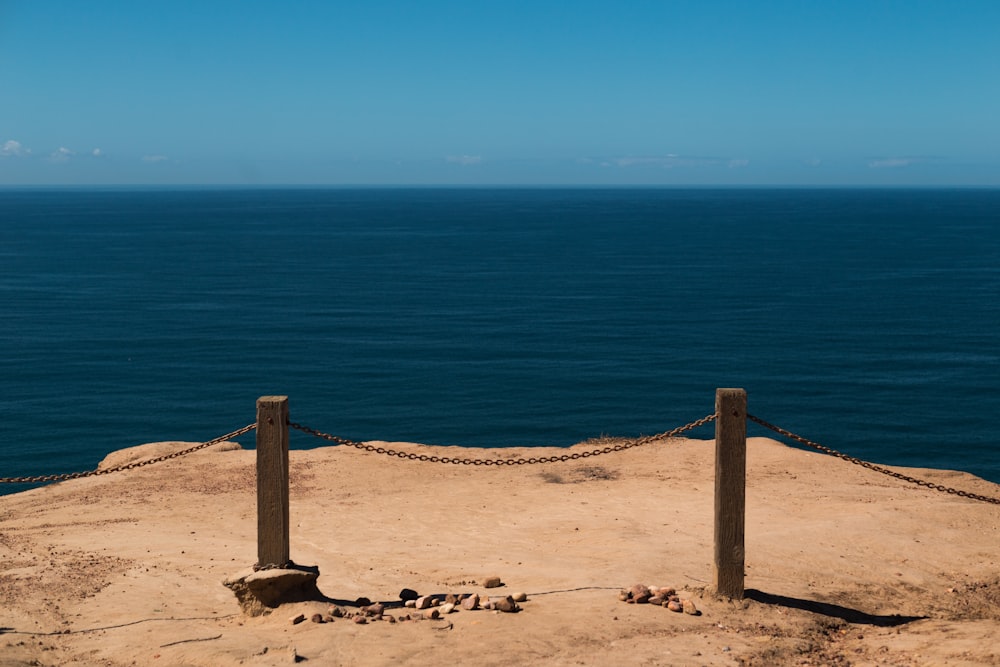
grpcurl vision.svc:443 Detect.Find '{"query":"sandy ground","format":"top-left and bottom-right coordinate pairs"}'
top-left (2, 435), bottom-right (999, 667)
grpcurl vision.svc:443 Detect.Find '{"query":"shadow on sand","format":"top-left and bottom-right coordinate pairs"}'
top-left (745, 589), bottom-right (926, 627)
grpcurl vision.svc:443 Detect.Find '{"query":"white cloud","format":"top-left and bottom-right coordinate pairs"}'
top-left (610, 155), bottom-right (722, 168)
top-left (142, 154), bottom-right (168, 163)
top-left (1, 139), bottom-right (28, 157)
top-left (92, 148), bottom-right (102, 157)
top-left (50, 146), bottom-right (75, 163)
top-left (728, 158), bottom-right (750, 168)
top-left (445, 154), bottom-right (482, 165)
top-left (867, 156), bottom-right (939, 169)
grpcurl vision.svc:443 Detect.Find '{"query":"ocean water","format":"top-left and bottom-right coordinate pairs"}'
top-left (2, 187), bottom-right (998, 495)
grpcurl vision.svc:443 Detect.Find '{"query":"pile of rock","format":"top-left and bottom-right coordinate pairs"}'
top-left (290, 586), bottom-right (527, 626)
top-left (618, 584), bottom-right (700, 616)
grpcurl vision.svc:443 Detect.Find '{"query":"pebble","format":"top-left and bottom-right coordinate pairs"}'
top-left (666, 600), bottom-right (683, 613)
top-left (310, 614), bottom-right (324, 623)
top-left (355, 597), bottom-right (372, 606)
top-left (445, 593), bottom-right (458, 605)
top-left (353, 616), bottom-right (367, 625)
top-left (483, 577), bottom-right (503, 589)
top-left (329, 606), bottom-right (346, 618)
top-left (399, 588), bottom-right (419, 602)
top-left (415, 596), bottom-right (435, 610)
top-left (461, 593), bottom-right (480, 610)
top-left (439, 603), bottom-right (456, 614)
top-left (404, 600), bottom-right (416, 608)
top-left (363, 603), bottom-right (384, 617)
top-left (290, 614), bottom-right (305, 625)
top-left (424, 609), bottom-right (441, 620)
top-left (682, 599), bottom-right (699, 616)
top-left (512, 592), bottom-right (528, 603)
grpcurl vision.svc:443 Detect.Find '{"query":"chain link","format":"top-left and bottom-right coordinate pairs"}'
top-left (0, 423), bottom-right (257, 485)
top-left (288, 414), bottom-right (717, 465)
top-left (747, 413), bottom-right (1000, 505)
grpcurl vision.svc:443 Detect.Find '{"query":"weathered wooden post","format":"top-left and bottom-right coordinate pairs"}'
top-left (714, 388), bottom-right (747, 599)
top-left (256, 395), bottom-right (290, 567)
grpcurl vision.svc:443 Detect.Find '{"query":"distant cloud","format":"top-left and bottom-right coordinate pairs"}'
top-left (50, 146), bottom-right (75, 163)
top-left (606, 155), bottom-right (729, 168)
top-left (728, 158), bottom-right (750, 168)
top-left (1, 139), bottom-right (28, 157)
top-left (92, 148), bottom-right (102, 157)
top-left (142, 154), bottom-right (168, 163)
top-left (867, 156), bottom-right (940, 169)
top-left (445, 155), bottom-right (482, 165)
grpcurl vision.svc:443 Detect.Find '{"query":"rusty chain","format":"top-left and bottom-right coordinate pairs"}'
top-left (748, 413), bottom-right (1000, 505)
top-left (0, 423), bottom-right (257, 485)
top-left (288, 414), bottom-right (717, 465)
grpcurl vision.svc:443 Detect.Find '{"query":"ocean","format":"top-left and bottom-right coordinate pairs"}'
top-left (2, 187), bottom-right (998, 495)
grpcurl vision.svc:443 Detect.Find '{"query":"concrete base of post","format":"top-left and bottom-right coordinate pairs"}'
top-left (224, 564), bottom-right (322, 616)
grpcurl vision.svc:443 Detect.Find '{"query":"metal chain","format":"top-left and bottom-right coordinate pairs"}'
top-left (747, 413), bottom-right (1000, 505)
top-left (0, 423), bottom-right (257, 485)
top-left (288, 414), bottom-right (717, 465)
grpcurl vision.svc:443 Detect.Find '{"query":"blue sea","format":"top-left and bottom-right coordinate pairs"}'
top-left (2, 187), bottom-right (998, 495)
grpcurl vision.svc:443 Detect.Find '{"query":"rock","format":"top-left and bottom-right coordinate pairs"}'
top-left (648, 596), bottom-right (665, 606)
top-left (483, 577), bottom-right (503, 589)
top-left (224, 565), bottom-right (322, 617)
top-left (659, 587), bottom-right (676, 597)
top-left (310, 613), bottom-right (323, 623)
top-left (618, 589), bottom-right (630, 602)
top-left (495, 596), bottom-right (520, 613)
top-left (290, 613), bottom-right (306, 625)
top-left (445, 593), bottom-right (458, 605)
top-left (404, 600), bottom-right (416, 608)
top-left (415, 595), bottom-right (435, 610)
top-left (329, 606), bottom-right (345, 618)
top-left (440, 603), bottom-right (455, 614)
top-left (512, 592), bottom-right (527, 602)
top-left (363, 603), bottom-right (384, 617)
top-left (424, 609), bottom-right (441, 620)
top-left (355, 596), bottom-right (372, 606)
top-left (386, 615), bottom-right (397, 624)
top-left (682, 599), bottom-right (699, 615)
top-left (629, 584), bottom-right (652, 604)
top-left (323, 615), bottom-right (335, 623)
top-left (666, 600), bottom-right (683, 612)
top-left (461, 593), bottom-right (480, 611)
top-left (399, 588), bottom-right (419, 602)
top-left (352, 616), bottom-right (367, 625)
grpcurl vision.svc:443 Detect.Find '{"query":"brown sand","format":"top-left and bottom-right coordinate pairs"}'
top-left (2, 436), bottom-right (999, 666)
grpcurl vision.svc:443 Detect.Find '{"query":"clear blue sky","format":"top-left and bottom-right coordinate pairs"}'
top-left (2, 1), bottom-right (998, 186)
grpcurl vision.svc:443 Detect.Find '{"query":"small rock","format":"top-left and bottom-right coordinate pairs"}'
top-left (290, 647), bottom-right (302, 663)
top-left (629, 584), bottom-right (652, 604)
top-left (483, 577), bottom-right (503, 589)
top-left (461, 593), bottom-right (480, 611)
top-left (659, 587), bottom-right (676, 597)
top-left (386, 614), bottom-right (396, 624)
top-left (310, 613), bottom-right (324, 623)
top-left (290, 614), bottom-right (306, 625)
top-left (399, 588), bottom-right (419, 601)
top-left (363, 603), bottom-right (385, 617)
top-left (424, 609), bottom-right (441, 620)
top-left (355, 596), bottom-right (372, 606)
top-left (415, 595), bottom-right (435, 610)
top-left (329, 606), bottom-right (345, 618)
top-left (495, 596), bottom-right (520, 613)
top-left (666, 600), bottom-right (683, 612)
top-left (648, 596), bottom-right (665, 606)
top-left (323, 615), bottom-right (335, 623)
top-left (445, 593), bottom-right (458, 605)
top-left (440, 603), bottom-right (455, 614)
top-left (512, 592), bottom-right (528, 603)
top-left (618, 589), bottom-right (630, 602)
top-left (483, 600), bottom-right (496, 610)
top-left (682, 599), bottom-right (699, 616)
top-left (404, 600), bottom-right (416, 608)
top-left (352, 616), bottom-right (367, 625)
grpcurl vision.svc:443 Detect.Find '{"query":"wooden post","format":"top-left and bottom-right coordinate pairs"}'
top-left (714, 388), bottom-right (747, 599)
top-left (257, 396), bottom-right (290, 568)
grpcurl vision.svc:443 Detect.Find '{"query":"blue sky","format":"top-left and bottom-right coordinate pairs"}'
top-left (1, 1), bottom-right (998, 186)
